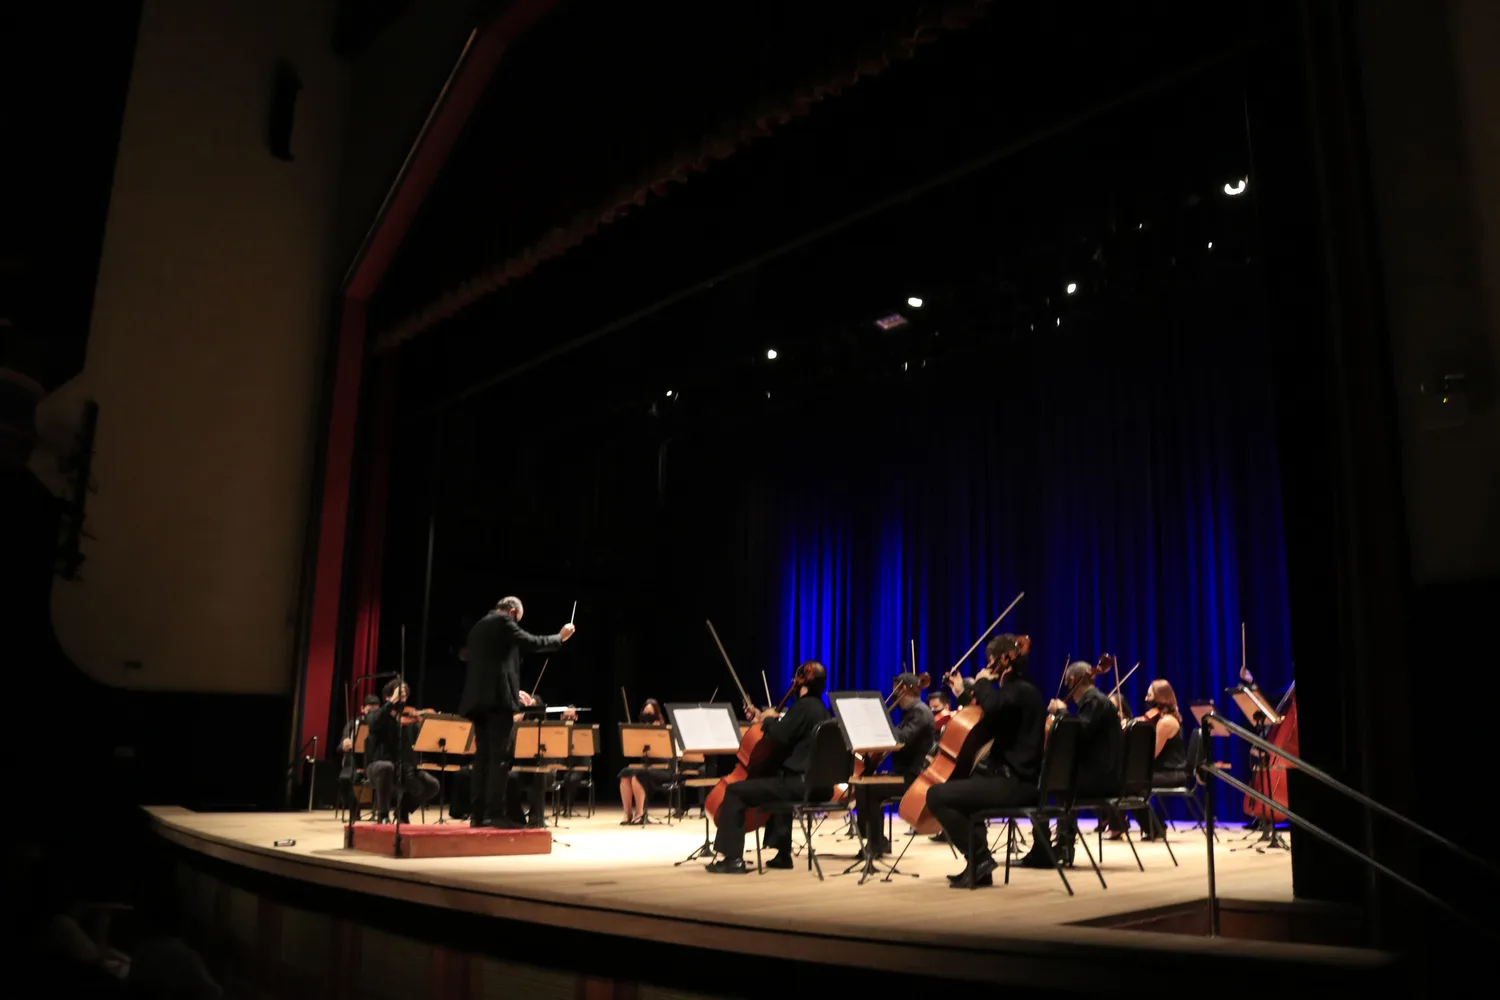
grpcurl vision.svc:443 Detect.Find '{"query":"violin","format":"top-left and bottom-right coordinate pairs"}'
top-left (898, 607), bottom-right (1028, 836)
top-left (1044, 653), bottom-right (1114, 745)
top-left (398, 705), bottom-right (439, 726)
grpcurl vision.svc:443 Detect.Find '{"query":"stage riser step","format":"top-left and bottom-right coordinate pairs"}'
top-left (1078, 898), bottom-right (1365, 947)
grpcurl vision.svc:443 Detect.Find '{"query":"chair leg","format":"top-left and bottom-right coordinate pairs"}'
top-left (1158, 811), bottom-right (1179, 867)
top-left (1073, 820), bottom-right (1107, 889)
top-left (1122, 825), bottom-right (1145, 872)
top-left (884, 827), bottom-right (920, 884)
top-left (1035, 814), bottom-right (1073, 897)
top-left (1001, 820), bottom-right (1015, 886)
top-left (805, 813), bottom-right (825, 881)
top-left (754, 827), bottom-right (764, 874)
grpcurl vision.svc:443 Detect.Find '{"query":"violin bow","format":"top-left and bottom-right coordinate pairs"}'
top-left (761, 670), bottom-right (773, 709)
top-left (946, 591), bottom-right (1025, 680)
top-left (531, 658), bottom-right (550, 699)
top-left (1106, 662), bottom-right (1141, 699)
top-left (1054, 654), bottom-right (1071, 700)
top-left (706, 620), bottom-right (756, 712)
top-left (621, 686), bottom-right (632, 723)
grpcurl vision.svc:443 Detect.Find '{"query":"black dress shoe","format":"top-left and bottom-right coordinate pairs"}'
top-left (766, 852), bottom-right (794, 870)
top-left (947, 853), bottom-right (998, 883)
top-left (705, 858), bottom-right (749, 874)
top-left (1018, 849), bottom-right (1055, 869)
top-left (483, 818), bottom-right (525, 830)
top-left (949, 871), bottom-right (994, 889)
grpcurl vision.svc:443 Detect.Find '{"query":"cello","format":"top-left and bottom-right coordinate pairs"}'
top-left (1244, 681), bottom-right (1297, 822)
top-left (701, 620), bottom-right (803, 832)
top-left (898, 593), bottom-right (1027, 835)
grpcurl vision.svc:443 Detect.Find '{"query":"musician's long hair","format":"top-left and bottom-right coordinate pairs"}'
top-left (1146, 680), bottom-right (1181, 721)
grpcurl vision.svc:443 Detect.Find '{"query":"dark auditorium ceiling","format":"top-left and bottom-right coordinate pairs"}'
top-left (373, 0), bottom-right (1274, 415)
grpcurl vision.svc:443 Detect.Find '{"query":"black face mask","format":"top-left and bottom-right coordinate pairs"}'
top-left (640, 711), bottom-right (657, 722)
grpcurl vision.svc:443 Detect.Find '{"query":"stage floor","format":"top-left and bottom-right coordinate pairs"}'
top-left (144, 802), bottom-right (1366, 986)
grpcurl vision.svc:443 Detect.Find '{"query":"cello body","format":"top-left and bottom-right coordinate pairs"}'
top-left (705, 720), bottom-right (778, 831)
top-left (897, 703), bottom-right (992, 835)
top-left (1244, 690), bottom-right (1298, 822)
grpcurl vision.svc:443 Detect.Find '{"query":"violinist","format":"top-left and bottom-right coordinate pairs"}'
top-left (927, 690), bottom-right (953, 736)
top-left (459, 595), bottom-right (576, 829)
top-left (1126, 679), bottom-right (1188, 839)
top-left (1025, 662), bottom-right (1123, 866)
top-left (502, 691), bottom-right (578, 827)
top-left (618, 699), bottom-right (667, 825)
top-left (856, 673), bottom-right (936, 860)
top-left (338, 694), bottom-right (381, 818)
top-left (366, 680), bottom-right (440, 823)
top-left (705, 661), bottom-right (830, 875)
top-left (927, 634), bottom-right (1045, 888)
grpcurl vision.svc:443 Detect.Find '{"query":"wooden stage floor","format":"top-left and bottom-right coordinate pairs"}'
top-left (147, 804), bottom-right (1382, 988)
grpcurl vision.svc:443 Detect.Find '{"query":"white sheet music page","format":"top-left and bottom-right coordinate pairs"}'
top-left (840, 696), bottom-right (898, 751)
top-left (675, 707), bottom-right (741, 752)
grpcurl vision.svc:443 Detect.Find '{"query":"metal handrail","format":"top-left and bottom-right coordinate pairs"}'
top-left (1205, 713), bottom-right (1498, 878)
top-left (1199, 712), bottom-right (1496, 942)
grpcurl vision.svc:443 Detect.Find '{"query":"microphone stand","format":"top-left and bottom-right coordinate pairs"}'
top-left (393, 625), bottom-right (408, 859)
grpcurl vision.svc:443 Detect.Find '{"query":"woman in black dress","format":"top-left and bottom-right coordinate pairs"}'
top-left (618, 699), bottom-right (666, 824)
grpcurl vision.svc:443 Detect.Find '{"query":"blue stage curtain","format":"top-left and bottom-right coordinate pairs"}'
top-left (762, 321), bottom-right (1292, 822)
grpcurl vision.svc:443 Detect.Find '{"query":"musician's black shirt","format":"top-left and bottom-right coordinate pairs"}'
top-left (366, 702), bottom-right (417, 766)
top-left (1156, 720), bottom-right (1188, 774)
top-left (1072, 686), bottom-right (1123, 796)
top-left (971, 674), bottom-right (1045, 782)
top-left (764, 694), bottom-right (829, 775)
top-left (890, 700), bottom-right (937, 779)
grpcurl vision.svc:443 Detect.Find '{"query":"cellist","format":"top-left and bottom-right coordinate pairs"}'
top-left (926, 634), bottom-right (1045, 888)
top-left (705, 661), bottom-right (829, 875)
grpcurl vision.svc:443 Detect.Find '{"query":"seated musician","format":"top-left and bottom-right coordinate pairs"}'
top-left (1127, 679), bottom-right (1189, 839)
top-left (619, 698), bottom-right (667, 825)
top-left (927, 634), bottom-right (1045, 888)
top-left (1025, 662), bottom-right (1123, 866)
top-left (705, 662), bottom-right (830, 874)
top-left (338, 695), bottom-right (381, 816)
top-left (856, 673), bottom-right (937, 860)
top-left (366, 680), bottom-right (440, 823)
top-left (1109, 691), bottom-right (1131, 726)
top-left (927, 690), bottom-right (953, 736)
top-left (504, 691), bottom-right (577, 826)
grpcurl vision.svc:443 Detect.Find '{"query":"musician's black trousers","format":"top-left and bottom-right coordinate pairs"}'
top-left (367, 761), bottom-right (438, 818)
top-left (854, 778), bottom-right (912, 853)
top-left (467, 709), bottom-right (515, 824)
top-left (712, 775), bottom-right (805, 861)
top-left (926, 775), bottom-right (1037, 857)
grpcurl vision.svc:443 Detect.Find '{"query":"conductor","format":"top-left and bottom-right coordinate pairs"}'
top-left (459, 596), bottom-right (576, 827)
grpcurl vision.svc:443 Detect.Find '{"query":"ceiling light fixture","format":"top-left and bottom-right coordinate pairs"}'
top-left (1224, 178), bottom-right (1248, 196)
top-left (907, 296), bottom-right (924, 308)
top-left (766, 348), bottom-right (778, 360)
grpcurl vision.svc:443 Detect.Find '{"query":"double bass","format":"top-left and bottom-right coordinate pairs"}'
top-left (898, 594), bottom-right (1026, 835)
top-left (1244, 681), bottom-right (1298, 822)
top-left (701, 621), bottom-right (805, 832)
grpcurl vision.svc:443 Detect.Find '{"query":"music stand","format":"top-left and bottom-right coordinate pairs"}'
top-left (665, 703), bottom-right (742, 863)
top-left (829, 691), bottom-right (910, 884)
top-left (412, 717), bottom-right (472, 824)
top-left (620, 724), bottom-right (676, 826)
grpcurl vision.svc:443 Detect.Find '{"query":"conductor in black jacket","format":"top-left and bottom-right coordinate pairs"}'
top-left (706, 661), bottom-right (830, 875)
top-left (459, 596), bottom-right (576, 827)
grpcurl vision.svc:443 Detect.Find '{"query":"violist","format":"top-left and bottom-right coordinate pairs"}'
top-left (1030, 662), bottom-right (1122, 866)
top-left (926, 635), bottom-right (1045, 888)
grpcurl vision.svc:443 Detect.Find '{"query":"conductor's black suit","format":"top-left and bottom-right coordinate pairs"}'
top-left (459, 612), bottom-right (563, 826)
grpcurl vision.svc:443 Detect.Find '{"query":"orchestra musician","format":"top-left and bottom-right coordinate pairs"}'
top-left (366, 680), bottom-right (440, 823)
top-left (338, 694), bottom-right (381, 818)
top-left (1028, 662), bottom-right (1123, 866)
top-left (927, 689), bottom-right (953, 736)
top-left (856, 673), bottom-right (936, 860)
top-left (1109, 691), bottom-right (1131, 726)
top-left (1120, 679), bottom-right (1188, 839)
top-left (503, 690), bottom-right (579, 827)
top-left (927, 634), bottom-right (1045, 888)
top-left (705, 661), bottom-right (830, 874)
top-left (618, 698), bottom-right (667, 825)
top-left (459, 596), bottom-right (576, 829)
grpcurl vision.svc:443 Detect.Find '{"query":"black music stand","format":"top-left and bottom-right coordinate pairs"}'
top-left (828, 691), bottom-right (910, 884)
top-left (1225, 685), bottom-right (1289, 850)
top-left (666, 703), bottom-right (742, 864)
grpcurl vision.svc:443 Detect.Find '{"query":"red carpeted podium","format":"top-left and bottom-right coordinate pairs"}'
top-left (347, 823), bottom-right (552, 859)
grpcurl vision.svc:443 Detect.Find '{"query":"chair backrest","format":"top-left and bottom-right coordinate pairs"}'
top-left (1038, 717), bottom-right (1082, 804)
top-left (1120, 720), bottom-right (1157, 796)
top-left (804, 720), bottom-right (854, 790)
top-left (1184, 725), bottom-right (1204, 785)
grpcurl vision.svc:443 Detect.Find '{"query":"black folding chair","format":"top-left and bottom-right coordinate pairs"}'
top-left (1148, 725), bottom-right (1212, 843)
top-left (1073, 720), bottom-right (1155, 873)
top-left (754, 722), bottom-right (853, 880)
top-left (968, 718), bottom-right (1103, 895)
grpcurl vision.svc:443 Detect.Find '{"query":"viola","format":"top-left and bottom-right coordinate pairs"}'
top-left (898, 626), bottom-right (1029, 835)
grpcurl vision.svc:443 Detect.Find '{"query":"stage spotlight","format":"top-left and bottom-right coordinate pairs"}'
top-left (1207, 242), bottom-right (1214, 250)
top-left (1056, 318), bottom-right (1061, 327)
top-left (1066, 282), bottom-right (1078, 295)
top-left (907, 296), bottom-right (924, 308)
top-left (1224, 178), bottom-right (1248, 196)
top-left (766, 348), bottom-right (778, 360)
top-left (665, 389), bottom-right (674, 398)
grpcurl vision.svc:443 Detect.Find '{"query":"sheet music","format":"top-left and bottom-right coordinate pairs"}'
top-left (672, 706), bottom-right (741, 752)
top-left (838, 695), bottom-right (898, 750)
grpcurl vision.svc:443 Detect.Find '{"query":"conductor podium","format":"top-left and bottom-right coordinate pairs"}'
top-left (348, 822), bottom-right (551, 859)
